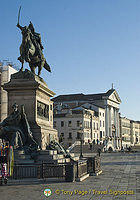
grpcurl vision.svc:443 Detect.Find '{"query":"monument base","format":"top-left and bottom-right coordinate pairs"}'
top-left (3, 69), bottom-right (58, 150)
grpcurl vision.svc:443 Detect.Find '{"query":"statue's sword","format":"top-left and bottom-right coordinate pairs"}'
top-left (17, 6), bottom-right (21, 24)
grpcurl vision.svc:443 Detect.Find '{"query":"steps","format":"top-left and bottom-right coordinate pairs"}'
top-left (14, 149), bottom-right (78, 165)
top-left (36, 150), bottom-right (78, 164)
top-left (70, 144), bottom-right (104, 154)
top-left (14, 150), bottom-right (34, 164)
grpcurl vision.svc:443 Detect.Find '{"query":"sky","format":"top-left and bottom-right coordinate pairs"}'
top-left (0, 0), bottom-right (140, 120)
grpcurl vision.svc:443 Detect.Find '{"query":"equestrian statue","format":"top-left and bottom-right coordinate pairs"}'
top-left (17, 7), bottom-right (51, 76)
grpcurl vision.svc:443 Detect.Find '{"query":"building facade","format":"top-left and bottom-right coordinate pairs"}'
top-left (120, 117), bottom-right (140, 148)
top-left (0, 65), bottom-right (17, 121)
top-left (77, 103), bottom-right (106, 142)
top-left (120, 117), bottom-right (131, 149)
top-left (130, 121), bottom-right (140, 146)
top-left (54, 107), bottom-right (100, 148)
top-left (52, 88), bottom-right (121, 150)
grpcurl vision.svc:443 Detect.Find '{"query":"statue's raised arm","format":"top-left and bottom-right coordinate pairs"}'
top-left (16, 23), bottom-right (24, 31)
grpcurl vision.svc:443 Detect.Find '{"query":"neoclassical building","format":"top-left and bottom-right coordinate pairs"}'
top-left (52, 87), bottom-right (122, 150)
top-left (54, 107), bottom-right (100, 148)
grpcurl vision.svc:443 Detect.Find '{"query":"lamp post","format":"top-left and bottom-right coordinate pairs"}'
top-left (79, 123), bottom-right (83, 159)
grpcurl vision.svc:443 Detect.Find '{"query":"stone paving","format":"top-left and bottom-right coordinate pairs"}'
top-left (0, 152), bottom-right (140, 200)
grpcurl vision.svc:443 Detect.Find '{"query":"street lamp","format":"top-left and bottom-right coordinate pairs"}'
top-left (79, 123), bottom-right (83, 159)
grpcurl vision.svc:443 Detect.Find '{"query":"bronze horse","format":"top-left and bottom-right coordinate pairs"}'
top-left (17, 22), bottom-right (51, 76)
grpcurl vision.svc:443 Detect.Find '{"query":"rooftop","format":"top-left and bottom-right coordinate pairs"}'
top-left (52, 89), bottom-right (115, 102)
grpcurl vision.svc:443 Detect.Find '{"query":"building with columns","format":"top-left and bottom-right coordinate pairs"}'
top-left (52, 87), bottom-right (122, 150)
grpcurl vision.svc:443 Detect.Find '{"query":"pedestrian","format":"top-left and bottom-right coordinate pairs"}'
top-left (89, 143), bottom-right (92, 150)
top-left (98, 148), bottom-right (101, 157)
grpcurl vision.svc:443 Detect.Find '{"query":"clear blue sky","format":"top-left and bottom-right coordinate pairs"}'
top-left (0, 0), bottom-right (140, 120)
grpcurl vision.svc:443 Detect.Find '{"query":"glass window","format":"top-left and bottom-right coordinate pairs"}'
top-left (77, 132), bottom-right (81, 139)
top-left (93, 122), bottom-right (95, 129)
top-left (69, 132), bottom-right (72, 139)
top-left (77, 121), bottom-right (80, 127)
top-left (97, 123), bottom-right (98, 130)
top-left (68, 121), bottom-right (72, 127)
top-left (61, 121), bottom-right (64, 127)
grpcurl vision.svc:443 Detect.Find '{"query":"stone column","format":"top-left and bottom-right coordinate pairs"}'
top-left (105, 105), bottom-right (109, 137)
top-left (116, 109), bottom-right (120, 148)
top-left (109, 106), bottom-right (112, 136)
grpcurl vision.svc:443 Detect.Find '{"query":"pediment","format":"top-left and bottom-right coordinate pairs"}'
top-left (108, 90), bottom-right (121, 103)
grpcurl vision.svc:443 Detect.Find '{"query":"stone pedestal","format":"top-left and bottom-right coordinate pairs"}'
top-left (3, 69), bottom-right (58, 150)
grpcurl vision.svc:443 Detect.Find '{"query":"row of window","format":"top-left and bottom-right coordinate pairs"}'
top-left (100, 112), bottom-right (105, 117)
top-left (59, 131), bottom-right (105, 140)
top-left (54, 120), bottom-right (105, 129)
top-left (100, 120), bottom-right (105, 127)
top-left (60, 132), bottom-right (80, 140)
top-left (122, 128), bottom-right (130, 135)
top-left (122, 137), bottom-right (130, 142)
top-left (122, 122), bottom-right (130, 128)
top-left (54, 120), bottom-right (80, 127)
top-left (60, 132), bottom-right (89, 139)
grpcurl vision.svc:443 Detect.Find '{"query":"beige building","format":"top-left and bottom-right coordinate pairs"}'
top-left (54, 107), bottom-right (99, 148)
top-left (78, 103), bottom-right (106, 142)
top-left (52, 87), bottom-right (121, 150)
top-left (0, 65), bottom-right (17, 121)
top-left (120, 117), bottom-right (131, 149)
top-left (130, 121), bottom-right (140, 146)
top-left (120, 117), bottom-right (140, 148)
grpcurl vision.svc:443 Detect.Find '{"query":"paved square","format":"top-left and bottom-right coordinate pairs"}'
top-left (0, 152), bottom-right (140, 200)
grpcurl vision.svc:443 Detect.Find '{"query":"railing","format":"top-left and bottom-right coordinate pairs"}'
top-left (41, 163), bottom-right (65, 178)
top-left (77, 160), bottom-right (87, 178)
top-left (87, 156), bottom-right (101, 174)
top-left (11, 158), bottom-right (89, 182)
top-left (12, 163), bottom-right (66, 180)
top-left (12, 163), bottom-right (40, 179)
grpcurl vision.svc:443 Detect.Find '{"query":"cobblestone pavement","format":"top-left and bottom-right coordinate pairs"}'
top-left (0, 152), bottom-right (140, 200)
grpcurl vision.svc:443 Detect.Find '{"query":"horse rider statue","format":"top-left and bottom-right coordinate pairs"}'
top-left (17, 7), bottom-right (51, 76)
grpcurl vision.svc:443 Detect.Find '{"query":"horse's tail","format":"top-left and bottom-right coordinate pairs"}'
top-left (44, 61), bottom-right (51, 73)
